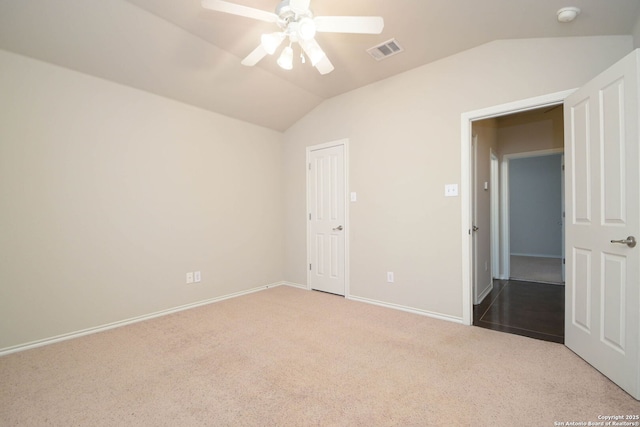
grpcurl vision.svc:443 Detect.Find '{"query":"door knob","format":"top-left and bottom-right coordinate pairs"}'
top-left (333, 225), bottom-right (343, 231)
top-left (611, 236), bottom-right (636, 248)
top-left (472, 225), bottom-right (479, 232)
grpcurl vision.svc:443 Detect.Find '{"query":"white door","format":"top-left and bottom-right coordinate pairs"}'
top-left (472, 134), bottom-right (493, 303)
top-left (564, 49), bottom-right (639, 399)
top-left (308, 143), bottom-right (346, 295)
top-left (561, 155), bottom-right (566, 282)
top-left (472, 135), bottom-right (479, 302)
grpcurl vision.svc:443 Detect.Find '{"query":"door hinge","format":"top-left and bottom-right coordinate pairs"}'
top-left (309, 213), bottom-right (311, 220)
top-left (309, 263), bottom-right (312, 271)
top-left (308, 163), bottom-right (311, 170)
top-left (563, 258), bottom-right (566, 264)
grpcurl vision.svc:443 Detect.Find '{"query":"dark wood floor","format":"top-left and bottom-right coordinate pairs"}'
top-left (473, 279), bottom-right (565, 343)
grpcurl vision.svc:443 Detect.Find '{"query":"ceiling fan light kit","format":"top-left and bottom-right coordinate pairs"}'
top-left (296, 17), bottom-right (316, 41)
top-left (261, 32), bottom-right (286, 55)
top-left (201, 0), bottom-right (384, 74)
top-left (277, 45), bottom-right (294, 70)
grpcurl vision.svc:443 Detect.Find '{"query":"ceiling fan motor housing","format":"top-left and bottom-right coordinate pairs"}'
top-left (275, 0), bottom-right (313, 31)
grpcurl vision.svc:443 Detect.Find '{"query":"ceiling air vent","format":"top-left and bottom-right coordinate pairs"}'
top-left (366, 38), bottom-right (404, 61)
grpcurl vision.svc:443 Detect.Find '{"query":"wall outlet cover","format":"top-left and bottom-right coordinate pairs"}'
top-left (445, 184), bottom-right (459, 197)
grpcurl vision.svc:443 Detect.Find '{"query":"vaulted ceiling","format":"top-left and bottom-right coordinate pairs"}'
top-left (1, 0), bottom-right (639, 131)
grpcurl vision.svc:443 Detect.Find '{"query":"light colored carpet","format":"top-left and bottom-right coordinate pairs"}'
top-left (1, 286), bottom-right (637, 426)
top-left (511, 255), bottom-right (564, 284)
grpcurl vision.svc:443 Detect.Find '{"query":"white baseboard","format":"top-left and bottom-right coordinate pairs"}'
top-left (279, 281), bottom-right (308, 290)
top-left (0, 281), bottom-right (288, 357)
top-left (346, 294), bottom-right (464, 324)
top-left (475, 281), bottom-right (494, 305)
top-left (2, 282), bottom-right (465, 356)
top-left (511, 253), bottom-right (563, 259)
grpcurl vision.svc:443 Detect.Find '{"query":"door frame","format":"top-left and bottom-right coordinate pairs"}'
top-left (490, 149), bottom-right (500, 279)
top-left (501, 148), bottom-right (565, 280)
top-left (460, 89), bottom-right (575, 325)
top-left (305, 138), bottom-right (350, 296)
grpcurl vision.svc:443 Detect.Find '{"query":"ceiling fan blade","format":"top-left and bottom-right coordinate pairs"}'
top-left (314, 55), bottom-right (334, 75)
top-left (289, 0), bottom-right (311, 14)
top-left (314, 16), bottom-right (384, 34)
top-left (241, 44), bottom-right (268, 66)
top-left (201, 0), bottom-right (278, 23)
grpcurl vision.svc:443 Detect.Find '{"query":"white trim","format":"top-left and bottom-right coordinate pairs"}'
top-left (511, 253), bottom-right (563, 259)
top-left (501, 148), bottom-right (564, 277)
top-left (460, 89), bottom-right (576, 326)
top-left (347, 295), bottom-right (465, 324)
top-left (500, 159), bottom-right (510, 280)
top-left (476, 281), bottom-right (494, 305)
top-left (0, 281), bottom-right (291, 357)
top-left (280, 281), bottom-right (308, 290)
top-left (306, 139), bottom-right (350, 297)
top-left (504, 148), bottom-right (565, 160)
top-left (490, 149), bottom-right (500, 279)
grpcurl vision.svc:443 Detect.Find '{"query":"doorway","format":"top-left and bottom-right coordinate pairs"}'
top-left (306, 139), bottom-right (349, 296)
top-left (470, 106), bottom-right (565, 343)
top-left (505, 150), bottom-right (564, 284)
top-left (460, 89), bottom-right (574, 326)
top-left (463, 51), bottom-right (640, 400)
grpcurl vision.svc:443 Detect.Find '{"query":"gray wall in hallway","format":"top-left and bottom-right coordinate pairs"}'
top-left (509, 154), bottom-right (563, 258)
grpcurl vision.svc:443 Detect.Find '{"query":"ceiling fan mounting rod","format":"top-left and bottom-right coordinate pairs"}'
top-left (275, 0), bottom-right (312, 30)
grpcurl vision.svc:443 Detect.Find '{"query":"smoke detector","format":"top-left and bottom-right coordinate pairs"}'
top-left (557, 7), bottom-right (580, 23)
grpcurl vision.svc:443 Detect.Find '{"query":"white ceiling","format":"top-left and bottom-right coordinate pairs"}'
top-left (1, 0), bottom-right (639, 131)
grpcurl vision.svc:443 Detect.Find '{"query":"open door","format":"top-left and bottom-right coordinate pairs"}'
top-left (564, 49), bottom-right (640, 399)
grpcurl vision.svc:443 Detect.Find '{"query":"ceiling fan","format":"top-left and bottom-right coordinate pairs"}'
top-left (201, 0), bottom-right (384, 74)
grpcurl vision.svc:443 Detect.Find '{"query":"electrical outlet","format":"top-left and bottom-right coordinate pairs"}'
top-left (194, 271), bottom-right (201, 283)
top-left (444, 184), bottom-right (458, 197)
top-left (387, 272), bottom-right (394, 283)
top-left (186, 272), bottom-right (194, 284)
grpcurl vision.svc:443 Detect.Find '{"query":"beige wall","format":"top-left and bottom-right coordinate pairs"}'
top-left (633, 13), bottom-right (640, 48)
top-left (0, 50), bottom-right (284, 350)
top-left (471, 119), bottom-right (498, 302)
top-left (283, 36), bottom-right (633, 320)
top-left (497, 106), bottom-right (564, 158)
top-left (1, 35), bottom-right (635, 350)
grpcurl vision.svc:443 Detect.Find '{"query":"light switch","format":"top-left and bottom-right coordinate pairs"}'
top-left (350, 192), bottom-right (357, 202)
top-left (445, 184), bottom-right (458, 197)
